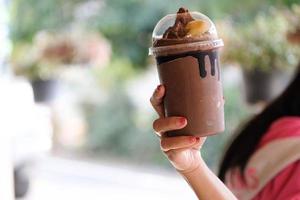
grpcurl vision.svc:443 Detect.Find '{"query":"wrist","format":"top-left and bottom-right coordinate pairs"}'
top-left (177, 164), bottom-right (201, 175)
top-left (177, 154), bottom-right (204, 175)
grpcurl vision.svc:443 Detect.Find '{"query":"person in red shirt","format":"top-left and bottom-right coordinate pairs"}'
top-left (150, 64), bottom-right (300, 200)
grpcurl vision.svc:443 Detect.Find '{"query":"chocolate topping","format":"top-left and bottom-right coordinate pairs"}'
top-left (150, 7), bottom-right (222, 55)
top-left (153, 7), bottom-right (215, 47)
top-left (162, 8), bottom-right (195, 39)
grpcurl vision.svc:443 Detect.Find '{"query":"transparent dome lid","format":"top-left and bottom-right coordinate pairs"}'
top-left (149, 8), bottom-right (223, 56)
top-left (152, 11), bottom-right (218, 40)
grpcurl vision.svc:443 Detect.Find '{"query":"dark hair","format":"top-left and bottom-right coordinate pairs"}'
top-left (218, 63), bottom-right (300, 182)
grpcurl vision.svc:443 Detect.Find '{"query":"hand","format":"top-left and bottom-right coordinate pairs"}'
top-left (150, 85), bottom-right (206, 173)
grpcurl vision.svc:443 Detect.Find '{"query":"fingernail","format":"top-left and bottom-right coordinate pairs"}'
top-left (190, 137), bottom-right (196, 143)
top-left (157, 85), bottom-right (162, 91)
top-left (154, 85), bottom-right (161, 95)
top-left (177, 117), bottom-right (186, 126)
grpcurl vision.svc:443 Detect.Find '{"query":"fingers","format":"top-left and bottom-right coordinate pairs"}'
top-left (195, 137), bottom-right (206, 149)
top-left (153, 116), bottom-right (187, 135)
top-left (160, 136), bottom-right (200, 152)
top-left (150, 85), bottom-right (165, 117)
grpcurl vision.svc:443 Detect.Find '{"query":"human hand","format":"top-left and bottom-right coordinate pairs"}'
top-left (150, 85), bottom-right (206, 173)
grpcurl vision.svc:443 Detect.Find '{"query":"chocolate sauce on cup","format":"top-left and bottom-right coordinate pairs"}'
top-left (156, 50), bottom-right (220, 80)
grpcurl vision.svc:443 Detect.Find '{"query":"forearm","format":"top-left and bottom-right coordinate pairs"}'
top-left (178, 157), bottom-right (237, 200)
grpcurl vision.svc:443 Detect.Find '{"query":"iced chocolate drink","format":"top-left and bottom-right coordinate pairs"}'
top-left (149, 7), bottom-right (224, 137)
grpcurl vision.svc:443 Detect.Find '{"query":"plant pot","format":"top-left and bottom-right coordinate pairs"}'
top-left (31, 79), bottom-right (58, 103)
top-left (242, 68), bottom-right (291, 104)
top-left (287, 30), bottom-right (300, 44)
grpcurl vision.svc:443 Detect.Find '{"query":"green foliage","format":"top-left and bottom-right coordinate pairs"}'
top-left (86, 0), bottom-right (197, 68)
top-left (86, 0), bottom-right (275, 68)
top-left (10, 0), bottom-right (294, 70)
top-left (92, 57), bottom-right (137, 88)
top-left (83, 87), bottom-right (167, 164)
top-left (289, 4), bottom-right (300, 31)
top-left (10, 0), bottom-right (76, 42)
top-left (11, 42), bottom-right (60, 80)
top-left (221, 8), bottom-right (300, 71)
top-left (273, 0), bottom-right (300, 7)
top-left (84, 87), bottom-right (137, 155)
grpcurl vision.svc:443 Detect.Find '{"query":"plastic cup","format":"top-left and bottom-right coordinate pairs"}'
top-left (149, 8), bottom-right (225, 137)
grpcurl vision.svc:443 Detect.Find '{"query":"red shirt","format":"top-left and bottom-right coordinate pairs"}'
top-left (253, 117), bottom-right (300, 200)
top-left (225, 117), bottom-right (300, 200)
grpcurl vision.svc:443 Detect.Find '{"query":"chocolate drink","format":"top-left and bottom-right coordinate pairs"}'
top-left (149, 8), bottom-right (224, 137)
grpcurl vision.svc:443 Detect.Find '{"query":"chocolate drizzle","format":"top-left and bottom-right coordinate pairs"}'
top-left (156, 51), bottom-right (220, 80)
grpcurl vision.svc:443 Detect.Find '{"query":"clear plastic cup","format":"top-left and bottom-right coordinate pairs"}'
top-left (150, 8), bottom-right (225, 137)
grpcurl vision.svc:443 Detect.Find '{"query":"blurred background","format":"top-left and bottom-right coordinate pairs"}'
top-left (0, 0), bottom-right (300, 199)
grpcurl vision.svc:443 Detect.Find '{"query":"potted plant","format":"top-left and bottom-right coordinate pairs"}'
top-left (287, 5), bottom-right (300, 44)
top-left (11, 31), bottom-right (111, 103)
top-left (11, 32), bottom-right (75, 103)
top-left (221, 8), bottom-right (300, 104)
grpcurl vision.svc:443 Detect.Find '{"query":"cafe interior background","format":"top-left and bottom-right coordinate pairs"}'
top-left (0, 0), bottom-right (299, 199)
